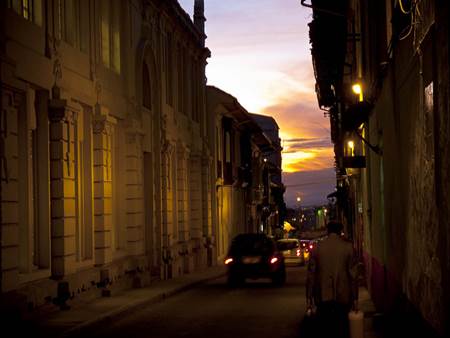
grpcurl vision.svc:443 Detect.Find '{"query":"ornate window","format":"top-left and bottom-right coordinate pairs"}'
top-left (143, 62), bottom-right (152, 110)
top-left (165, 32), bottom-right (174, 106)
top-left (75, 109), bottom-right (94, 260)
top-left (101, 0), bottom-right (121, 73)
top-left (62, 0), bottom-right (89, 52)
top-left (17, 88), bottom-right (50, 277)
top-left (7, 0), bottom-right (42, 26)
top-left (112, 122), bottom-right (127, 252)
top-left (177, 43), bottom-right (183, 112)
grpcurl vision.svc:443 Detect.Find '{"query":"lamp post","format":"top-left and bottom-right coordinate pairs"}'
top-left (296, 196), bottom-right (302, 231)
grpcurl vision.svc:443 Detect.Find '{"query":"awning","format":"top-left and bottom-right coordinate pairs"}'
top-left (308, 0), bottom-right (349, 108)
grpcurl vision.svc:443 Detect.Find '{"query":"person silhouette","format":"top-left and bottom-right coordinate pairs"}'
top-left (306, 221), bottom-right (359, 338)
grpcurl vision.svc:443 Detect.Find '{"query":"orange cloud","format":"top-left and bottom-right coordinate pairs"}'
top-left (282, 147), bottom-right (334, 173)
top-left (178, 0), bottom-right (335, 206)
top-left (263, 92), bottom-right (333, 172)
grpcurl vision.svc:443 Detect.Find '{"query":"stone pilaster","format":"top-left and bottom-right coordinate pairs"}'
top-left (177, 144), bottom-right (193, 274)
top-left (125, 125), bottom-right (144, 256)
top-left (1, 89), bottom-right (20, 290)
top-left (177, 144), bottom-right (190, 243)
top-left (160, 140), bottom-right (174, 279)
top-left (189, 152), bottom-right (204, 270)
top-left (92, 105), bottom-right (115, 266)
top-left (48, 98), bottom-right (79, 278)
top-left (161, 140), bottom-right (174, 242)
top-left (189, 153), bottom-right (202, 240)
top-left (201, 155), bottom-right (214, 266)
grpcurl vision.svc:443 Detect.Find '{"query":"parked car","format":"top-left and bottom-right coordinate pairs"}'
top-left (224, 233), bottom-right (286, 286)
top-left (276, 238), bottom-right (304, 266)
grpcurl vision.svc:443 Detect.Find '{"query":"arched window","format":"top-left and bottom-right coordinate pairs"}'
top-left (143, 62), bottom-right (152, 109)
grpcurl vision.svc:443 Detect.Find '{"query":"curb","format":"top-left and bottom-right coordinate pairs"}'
top-left (60, 270), bottom-right (226, 338)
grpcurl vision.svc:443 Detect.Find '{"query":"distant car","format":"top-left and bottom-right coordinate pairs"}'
top-left (299, 239), bottom-right (316, 262)
top-left (276, 238), bottom-right (304, 266)
top-left (224, 233), bottom-right (286, 286)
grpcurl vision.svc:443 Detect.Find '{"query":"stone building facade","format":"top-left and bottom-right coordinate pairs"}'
top-left (250, 113), bottom-right (286, 235)
top-left (0, 0), bottom-right (214, 310)
top-left (206, 86), bottom-right (280, 261)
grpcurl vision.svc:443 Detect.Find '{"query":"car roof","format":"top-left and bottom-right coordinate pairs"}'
top-left (277, 238), bottom-right (299, 242)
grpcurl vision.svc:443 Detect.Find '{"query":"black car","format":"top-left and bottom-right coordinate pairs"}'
top-left (224, 233), bottom-right (286, 286)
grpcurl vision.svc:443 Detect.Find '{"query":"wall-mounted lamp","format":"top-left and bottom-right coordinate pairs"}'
top-left (343, 138), bottom-right (366, 168)
top-left (347, 140), bottom-right (355, 156)
top-left (352, 83), bottom-right (364, 102)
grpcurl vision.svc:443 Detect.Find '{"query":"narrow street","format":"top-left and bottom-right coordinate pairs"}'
top-left (72, 267), bottom-right (308, 338)
top-left (1, 1), bottom-right (449, 337)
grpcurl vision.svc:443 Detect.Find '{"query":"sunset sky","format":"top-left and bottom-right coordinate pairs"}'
top-left (179, 0), bottom-right (336, 207)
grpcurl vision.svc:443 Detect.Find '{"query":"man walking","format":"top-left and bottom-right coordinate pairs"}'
top-left (306, 220), bottom-right (358, 338)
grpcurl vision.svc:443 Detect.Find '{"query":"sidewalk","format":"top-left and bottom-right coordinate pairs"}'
top-left (18, 267), bottom-right (382, 338)
top-left (358, 286), bottom-right (383, 338)
top-left (30, 265), bottom-right (227, 338)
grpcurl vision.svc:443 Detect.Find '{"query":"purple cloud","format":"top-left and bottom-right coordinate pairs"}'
top-left (283, 168), bottom-right (336, 208)
top-left (283, 137), bottom-right (332, 152)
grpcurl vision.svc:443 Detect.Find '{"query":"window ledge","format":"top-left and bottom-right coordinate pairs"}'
top-left (19, 269), bottom-right (51, 284)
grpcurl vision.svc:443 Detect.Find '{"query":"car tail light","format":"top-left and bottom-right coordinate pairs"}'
top-left (296, 249), bottom-right (301, 256)
top-left (224, 258), bottom-right (233, 265)
top-left (270, 257), bottom-right (278, 264)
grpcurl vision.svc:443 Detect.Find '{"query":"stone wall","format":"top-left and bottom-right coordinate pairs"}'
top-left (1, 0), bottom-right (213, 314)
top-left (365, 7), bottom-right (448, 333)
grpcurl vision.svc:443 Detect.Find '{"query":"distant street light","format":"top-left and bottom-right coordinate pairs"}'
top-left (296, 197), bottom-right (301, 202)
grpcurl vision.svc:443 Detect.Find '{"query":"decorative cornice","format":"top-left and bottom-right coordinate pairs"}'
top-left (48, 98), bottom-right (79, 122)
top-left (161, 140), bottom-right (175, 156)
top-left (93, 104), bottom-right (116, 134)
top-left (92, 118), bottom-right (109, 134)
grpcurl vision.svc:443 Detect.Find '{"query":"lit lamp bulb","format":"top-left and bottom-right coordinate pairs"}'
top-left (352, 83), bottom-right (363, 102)
top-left (347, 140), bottom-right (355, 156)
top-left (296, 197), bottom-right (301, 202)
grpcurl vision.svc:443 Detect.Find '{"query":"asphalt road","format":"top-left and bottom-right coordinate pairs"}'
top-left (77, 266), bottom-right (309, 338)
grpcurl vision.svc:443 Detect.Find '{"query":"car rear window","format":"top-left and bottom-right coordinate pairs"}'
top-left (277, 240), bottom-right (299, 251)
top-left (229, 235), bottom-right (275, 255)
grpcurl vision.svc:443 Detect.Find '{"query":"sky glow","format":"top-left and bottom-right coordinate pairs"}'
top-left (179, 0), bottom-right (336, 207)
